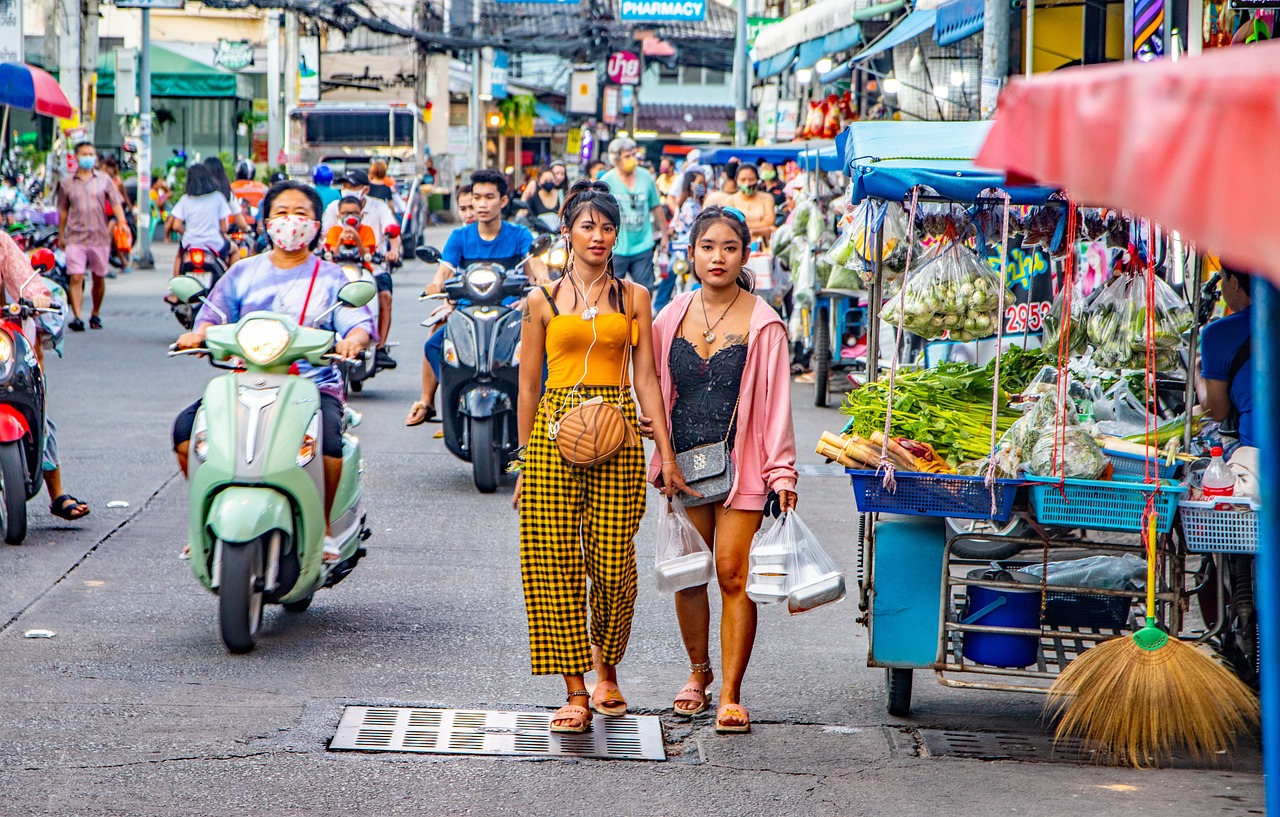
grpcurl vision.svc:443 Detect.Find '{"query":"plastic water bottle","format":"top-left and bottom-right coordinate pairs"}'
top-left (1202, 446), bottom-right (1236, 502)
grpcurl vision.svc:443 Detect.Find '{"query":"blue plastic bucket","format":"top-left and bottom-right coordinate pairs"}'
top-left (961, 568), bottom-right (1041, 669)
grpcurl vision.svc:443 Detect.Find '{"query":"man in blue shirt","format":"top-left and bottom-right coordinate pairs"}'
top-left (1199, 264), bottom-right (1253, 448)
top-left (406, 170), bottom-right (547, 425)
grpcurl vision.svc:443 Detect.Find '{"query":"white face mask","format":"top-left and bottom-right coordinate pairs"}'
top-left (266, 215), bottom-right (319, 252)
top-left (345, 188), bottom-right (365, 201)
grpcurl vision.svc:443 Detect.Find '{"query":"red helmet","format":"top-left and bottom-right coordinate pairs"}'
top-left (29, 248), bottom-right (56, 273)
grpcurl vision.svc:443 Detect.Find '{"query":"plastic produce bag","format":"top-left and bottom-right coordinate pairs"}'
top-left (1041, 283), bottom-right (1087, 356)
top-left (1094, 379), bottom-right (1158, 437)
top-left (1086, 272), bottom-right (1192, 370)
top-left (879, 236), bottom-right (1012, 341)
top-left (655, 499), bottom-right (714, 594)
top-left (1019, 553), bottom-right (1146, 590)
top-left (1027, 424), bottom-right (1108, 479)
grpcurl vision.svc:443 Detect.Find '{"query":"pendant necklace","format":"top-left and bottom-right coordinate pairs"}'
top-left (698, 287), bottom-right (742, 343)
top-left (570, 268), bottom-right (608, 320)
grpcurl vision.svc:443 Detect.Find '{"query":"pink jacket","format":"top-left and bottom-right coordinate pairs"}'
top-left (647, 291), bottom-right (798, 510)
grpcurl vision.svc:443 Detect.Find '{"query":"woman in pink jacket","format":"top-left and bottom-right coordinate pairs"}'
top-left (644, 206), bottom-right (798, 734)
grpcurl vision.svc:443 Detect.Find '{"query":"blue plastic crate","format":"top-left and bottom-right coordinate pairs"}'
top-left (1104, 449), bottom-right (1181, 480)
top-left (1026, 474), bottom-right (1185, 533)
top-left (847, 470), bottom-right (1019, 522)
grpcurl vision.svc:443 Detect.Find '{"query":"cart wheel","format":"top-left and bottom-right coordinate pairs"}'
top-left (814, 311), bottom-right (831, 407)
top-left (886, 668), bottom-right (913, 716)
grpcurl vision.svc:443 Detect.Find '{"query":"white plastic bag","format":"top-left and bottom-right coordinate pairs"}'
top-left (655, 498), bottom-right (714, 594)
top-left (746, 512), bottom-right (846, 612)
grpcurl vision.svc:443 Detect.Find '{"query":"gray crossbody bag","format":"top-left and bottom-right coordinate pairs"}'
top-left (675, 397), bottom-right (741, 507)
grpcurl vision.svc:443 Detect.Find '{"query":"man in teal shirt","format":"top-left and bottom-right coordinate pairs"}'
top-left (601, 137), bottom-right (668, 292)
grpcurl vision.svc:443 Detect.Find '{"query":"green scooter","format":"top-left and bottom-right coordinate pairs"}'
top-left (168, 274), bottom-right (376, 653)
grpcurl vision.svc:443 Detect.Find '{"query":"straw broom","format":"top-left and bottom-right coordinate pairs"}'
top-left (1045, 515), bottom-right (1259, 767)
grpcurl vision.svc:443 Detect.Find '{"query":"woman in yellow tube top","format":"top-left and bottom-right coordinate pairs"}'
top-left (513, 179), bottom-right (692, 734)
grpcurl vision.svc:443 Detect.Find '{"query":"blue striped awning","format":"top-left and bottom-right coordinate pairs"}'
top-left (534, 102), bottom-right (567, 126)
top-left (935, 0), bottom-right (985, 46)
top-left (755, 47), bottom-right (797, 79)
top-left (850, 8), bottom-right (937, 62)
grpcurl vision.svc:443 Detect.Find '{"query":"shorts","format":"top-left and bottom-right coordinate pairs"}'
top-left (173, 392), bottom-right (345, 459)
top-left (614, 247), bottom-right (656, 291)
top-left (375, 271), bottom-right (393, 294)
top-left (424, 325), bottom-right (445, 379)
top-left (65, 244), bottom-right (111, 278)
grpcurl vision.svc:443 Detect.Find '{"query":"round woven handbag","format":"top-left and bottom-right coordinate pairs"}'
top-left (554, 396), bottom-right (636, 467)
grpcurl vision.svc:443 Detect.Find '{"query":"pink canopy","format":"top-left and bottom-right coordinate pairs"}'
top-left (976, 42), bottom-right (1280, 283)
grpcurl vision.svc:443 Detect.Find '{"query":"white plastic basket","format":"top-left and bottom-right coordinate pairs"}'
top-left (1179, 497), bottom-right (1258, 554)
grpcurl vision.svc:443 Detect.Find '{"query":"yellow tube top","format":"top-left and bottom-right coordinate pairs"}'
top-left (544, 313), bottom-right (634, 389)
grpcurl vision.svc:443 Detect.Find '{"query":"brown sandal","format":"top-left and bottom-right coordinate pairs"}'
top-left (591, 681), bottom-right (628, 717)
top-left (551, 691), bottom-right (592, 734)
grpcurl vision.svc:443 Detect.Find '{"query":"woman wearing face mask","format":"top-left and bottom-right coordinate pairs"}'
top-left (758, 162), bottom-right (786, 206)
top-left (653, 170), bottom-right (708, 313)
top-left (726, 164), bottom-right (776, 246)
top-left (173, 181), bottom-right (375, 561)
top-left (528, 168), bottom-right (562, 229)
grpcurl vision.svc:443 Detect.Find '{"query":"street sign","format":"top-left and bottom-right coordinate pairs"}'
top-left (113, 0), bottom-right (186, 8)
top-left (607, 51), bottom-right (641, 85)
top-left (620, 0), bottom-right (705, 21)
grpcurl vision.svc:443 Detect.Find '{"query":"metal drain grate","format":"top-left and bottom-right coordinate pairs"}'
top-left (330, 707), bottom-right (666, 761)
top-left (918, 729), bottom-right (1106, 764)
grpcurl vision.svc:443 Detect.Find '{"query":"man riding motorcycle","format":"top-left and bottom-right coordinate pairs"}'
top-left (321, 169), bottom-right (400, 371)
top-left (230, 160), bottom-right (268, 233)
top-left (405, 170), bottom-right (548, 426)
top-left (173, 180), bottom-right (374, 560)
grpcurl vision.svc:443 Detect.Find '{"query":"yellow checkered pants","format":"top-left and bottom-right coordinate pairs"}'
top-left (520, 386), bottom-right (647, 676)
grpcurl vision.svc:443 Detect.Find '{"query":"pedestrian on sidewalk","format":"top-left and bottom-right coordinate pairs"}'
top-left (512, 179), bottom-right (692, 735)
top-left (600, 138), bottom-right (667, 294)
top-left (641, 205), bottom-right (798, 735)
top-left (57, 142), bottom-right (125, 331)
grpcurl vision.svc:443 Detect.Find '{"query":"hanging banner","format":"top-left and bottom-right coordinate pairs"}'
top-left (0, 0), bottom-right (22, 63)
top-left (620, 84), bottom-right (634, 115)
top-left (602, 86), bottom-right (621, 125)
top-left (491, 51), bottom-right (509, 100)
top-left (620, 0), bottom-right (705, 21)
top-left (297, 36), bottom-right (320, 100)
top-left (568, 67), bottom-right (598, 114)
top-left (1132, 0), bottom-right (1165, 61)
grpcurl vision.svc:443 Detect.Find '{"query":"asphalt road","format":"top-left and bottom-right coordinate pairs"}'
top-left (0, 230), bottom-right (1262, 816)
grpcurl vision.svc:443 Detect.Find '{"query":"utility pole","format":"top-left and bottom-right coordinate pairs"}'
top-left (469, 0), bottom-right (484, 171)
top-left (732, 0), bottom-right (748, 146)
top-left (135, 7), bottom-right (154, 269)
top-left (267, 11), bottom-right (282, 171)
top-left (980, 0), bottom-right (1011, 118)
top-left (57, 0), bottom-right (81, 162)
top-left (79, 0), bottom-right (101, 141)
top-left (284, 13), bottom-right (299, 163)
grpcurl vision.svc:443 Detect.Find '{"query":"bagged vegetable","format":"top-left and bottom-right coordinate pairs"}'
top-left (654, 499), bottom-right (714, 594)
top-left (1028, 425), bottom-right (1108, 479)
top-left (879, 235), bottom-right (1012, 341)
top-left (1041, 283), bottom-right (1087, 356)
top-left (1086, 272), bottom-right (1192, 370)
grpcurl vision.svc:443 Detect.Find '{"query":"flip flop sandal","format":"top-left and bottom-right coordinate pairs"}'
top-left (551, 692), bottom-right (592, 734)
top-left (673, 684), bottom-right (712, 717)
top-left (404, 401), bottom-right (436, 427)
top-left (591, 681), bottom-right (628, 717)
top-left (322, 536), bottom-right (343, 562)
top-left (715, 703), bottom-right (751, 734)
top-left (50, 495), bottom-right (90, 520)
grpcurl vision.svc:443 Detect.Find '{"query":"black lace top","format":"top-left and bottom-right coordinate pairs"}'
top-left (670, 336), bottom-right (748, 453)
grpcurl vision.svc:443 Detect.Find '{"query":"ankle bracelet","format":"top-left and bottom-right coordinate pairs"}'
top-left (690, 661), bottom-right (713, 674)
top-left (567, 690), bottom-right (590, 700)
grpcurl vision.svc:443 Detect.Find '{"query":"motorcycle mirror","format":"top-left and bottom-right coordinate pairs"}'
top-left (336, 279), bottom-right (377, 309)
top-left (530, 234), bottom-right (553, 255)
top-left (415, 246), bottom-right (442, 264)
top-left (168, 274), bottom-right (207, 305)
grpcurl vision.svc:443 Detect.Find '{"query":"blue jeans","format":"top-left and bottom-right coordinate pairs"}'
top-left (425, 325), bottom-right (445, 379)
top-left (614, 247), bottom-right (656, 291)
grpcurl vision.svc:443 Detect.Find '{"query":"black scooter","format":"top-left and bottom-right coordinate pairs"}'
top-left (415, 236), bottom-right (549, 493)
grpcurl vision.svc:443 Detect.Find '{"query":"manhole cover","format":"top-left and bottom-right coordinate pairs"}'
top-left (918, 729), bottom-right (1106, 764)
top-left (330, 707), bottom-right (666, 761)
top-left (797, 463), bottom-right (848, 477)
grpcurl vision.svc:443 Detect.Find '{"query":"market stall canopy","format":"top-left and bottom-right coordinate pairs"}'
top-left (637, 103), bottom-right (733, 137)
top-left (975, 42), bottom-right (1280, 281)
top-left (0, 62), bottom-right (74, 118)
top-left (796, 143), bottom-right (844, 172)
top-left (95, 45), bottom-right (246, 98)
top-left (934, 0), bottom-right (985, 46)
top-left (703, 140), bottom-right (837, 167)
top-left (845, 120), bottom-right (1058, 204)
top-left (849, 8), bottom-right (936, 62)
top-left (752, 0), bottom-right (865, 59)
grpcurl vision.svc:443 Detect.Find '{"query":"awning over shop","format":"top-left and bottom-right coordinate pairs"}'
top-left (935, 0), bottom-right (985, 46)
top-left (636, 103), bottom-right (733, 137)
top-left (849, 8), bottom-right (937, 62)
top-left (534, 102), bottom-right (567, 127)
top-left (703, 140), bottom-right (836, 166)
top-left (755, 47), bottom-right (797, 79)
top-left (843, 120), bottom-right (1058, 204)
top-left (751, 0), bottom-right (864, 60)
top-left (795, 24), bottom-right (863, 69)
top-left (95, 45), bottom-right (244, 98)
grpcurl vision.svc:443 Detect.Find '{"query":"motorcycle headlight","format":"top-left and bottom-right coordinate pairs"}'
top-left (297, 411), bottom-right (319, 467)
top-left (547, 247), bottom-right (568, 269)
top-left (442, 337), bottom-right (459, 367)
top-left (466, 268), bottom-right (500, 299)
top-left (236, 318), bottom-right (291, 366)
top-left (192, 407), bottom-right (209, 462)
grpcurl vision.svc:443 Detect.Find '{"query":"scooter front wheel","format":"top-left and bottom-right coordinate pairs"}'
top-left (218, 535), bottom-right (266, 653)
top-left (0, 441), bottom-right (28, 545)
top-left (470, 418), bottom-right (500, 494)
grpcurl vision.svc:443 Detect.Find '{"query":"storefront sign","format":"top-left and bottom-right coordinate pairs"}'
top-left (1132, 0), bottom-right (1166, 61)
top-left (985, 238), bottom-right (1053, 335)
top-left (214, 39), bottom-right (254, 71)
top-left (113, 0), bottom-right (186, 8)
top-left (620, 85), bottom-right (634, 115)
top-left (568, 68), bottom-right (598, 115)
top-left (490, 51), bottom-right (509, 100)
top-left (297, 36), bottom-right (320, 100)
top-left (0, 0), bottom-right (22, 63)
top-left (1229, 0), bottom-right (1280, 8)
top-left (620, 0), bottom-right (705, 22)
top-left (774, 99), bottom-right (799, 141)
top-left (748, 16), bottom-right (782, 46)
top-left (602, 86), bottom-right (621, 125)
top-left (607, 51), bottom-right (641, 85)
top-left (321, 54), bottom-right (415, 102)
